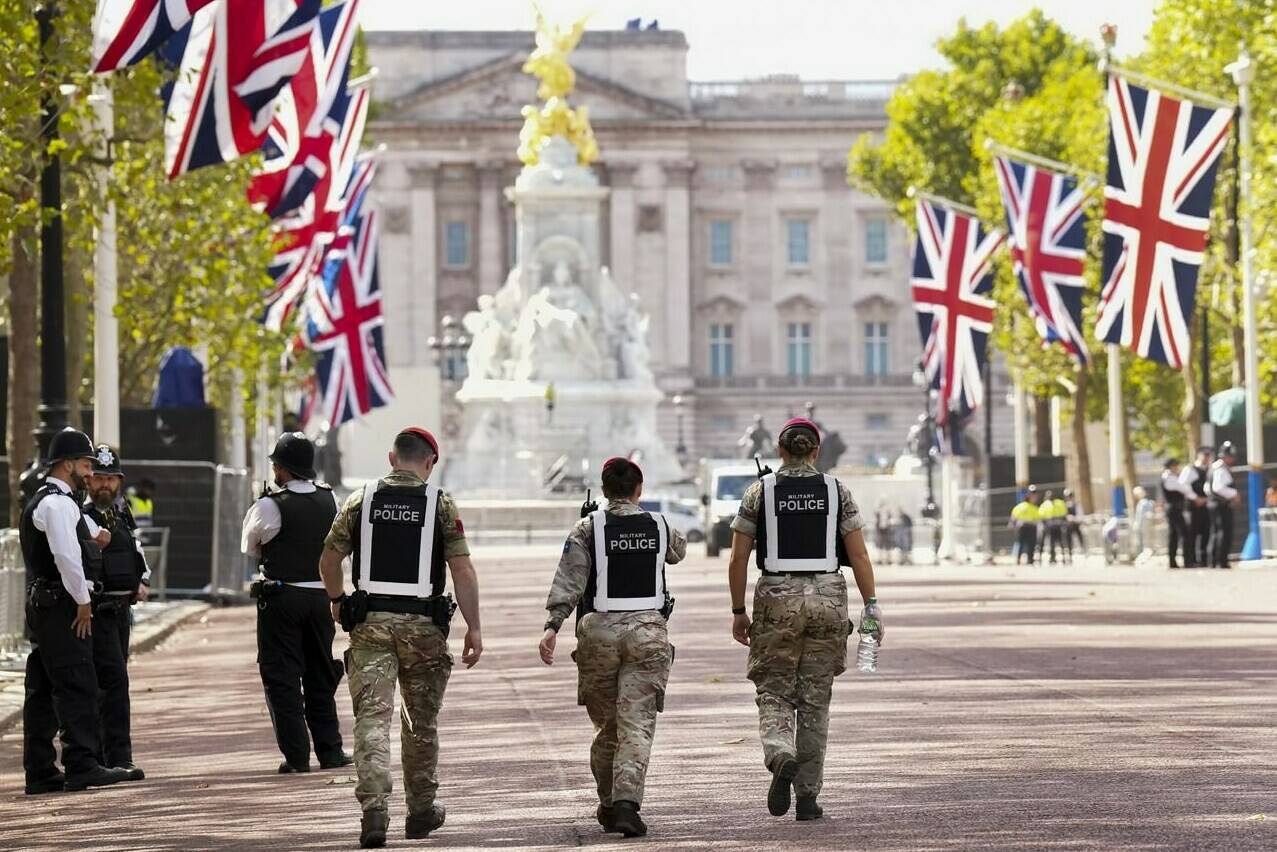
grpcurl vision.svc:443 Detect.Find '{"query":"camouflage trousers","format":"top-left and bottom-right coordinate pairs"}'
top-left (346, 611), bottom-right (452, 815)
top-left (747, 572), bottom-right (849, 798)
top-left (574, 610), bottom-right (672, 807)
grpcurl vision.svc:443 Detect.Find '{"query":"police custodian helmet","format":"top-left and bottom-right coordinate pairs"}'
top-left (45, 427), bottom-right (96, 464)
top-left (1218, 440), bottom-right (1237, 458)
top-left (92, 443), bottom-right (124, 477)
top-left (269, 432), bottom-right (317, 480)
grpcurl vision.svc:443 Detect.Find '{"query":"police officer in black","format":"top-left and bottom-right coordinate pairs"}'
top-left (1181, 446), bottom-right (1213, 567)
top-left (82, 444), bottom-right (150, 780)
top-left (240, 432), bottom-right (351, 773)
top-left (22, 428), bottom-right (132, 794)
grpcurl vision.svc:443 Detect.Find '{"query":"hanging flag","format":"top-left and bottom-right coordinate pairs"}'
top-left (302, 163), bottom-right (392, 428)
top-left (993, 156), bottom-right (1090, 364)
top-left (161, 0), bottom-right (320, 180)
top-left (1095, 74), bottom-right (1234, 367)
top-left (260, 92), bottom-right (370, 331)
top-left (249, 0), bottom-right (362, 217)
top-left (911, 198), bottom-right (1004, 424)
top-left (90, 0), bottom-right (218, 73)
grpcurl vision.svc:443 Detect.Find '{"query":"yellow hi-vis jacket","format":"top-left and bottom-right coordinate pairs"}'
top-left (1011, 501), bottom-right (1039, 523)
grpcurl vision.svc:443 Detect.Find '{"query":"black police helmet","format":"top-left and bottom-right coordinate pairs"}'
top-left (92, 443), bottom-right (124, 477)
top-left (1218, 440), bottom-right (1237, 458)
top-left (46, 428), bottom-right (96, 464)
top-left (269, 432), bottom-right (317, 480)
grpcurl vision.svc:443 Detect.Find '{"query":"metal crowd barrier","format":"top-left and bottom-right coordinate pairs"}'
top-left (0, 530), bottom-right (24, 653)
top-left (1259, 507), bottom-right (1277, 557)
top-left (137, 527), bottom-right (171, 601)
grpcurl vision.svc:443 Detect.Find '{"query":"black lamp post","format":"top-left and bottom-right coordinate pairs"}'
top-left (426, 315), bottom-right (470, 438)
top-left (672, 394), bottom-right (688, 467)
top-left (912, 360), bottom-right (940, 551)
top-left (20, 3), bottom-right (69, 501)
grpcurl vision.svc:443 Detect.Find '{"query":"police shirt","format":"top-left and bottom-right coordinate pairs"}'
top-left (1209, 461), bottom-right (1238, 501)
top-left (30, 478), bottom-right (103, 605)
top-left (545, 498), bottom-right (687, 632)
top-left (1161, 470), bottom-right (1192, 507)
top-left (241, 479), bottom-right (338, 588)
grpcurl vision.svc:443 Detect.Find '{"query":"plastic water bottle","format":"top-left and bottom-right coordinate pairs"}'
top-left (857, 599), bottom-right (880, 673)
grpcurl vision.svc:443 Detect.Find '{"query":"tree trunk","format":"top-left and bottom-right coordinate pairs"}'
top-left (1225, 149), bottom-right (1245, 386)
top-left (65, 243), bottom-right (87, 431)
top-left (1033, 395), bottom-right (1052, 456)
top-left (1182, 346), bottom-right (1202, 457)
top-left (8, 225), bottom-right (39, 524)
top-left (1121, 396), bottom-right (1139, 511)
top-left (1070, 365), bottom-right (1093, 514)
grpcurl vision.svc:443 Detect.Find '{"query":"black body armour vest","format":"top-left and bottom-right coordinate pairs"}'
top-left (1190, 465), bottom-right (1208, 498)
top-left (755, 473), bottom-right (846, 573)
top-left (260, 487), bottom-right (338, 583)
top-left (84, 503), bottom-right (143, 593)
top-left (352, 481), bottom-right (446, 598)
top-left (1162, 476), bottom-right (1185, 509)
top-left (20, 485), bottom-right (100, 589)
top-left (582, 510), bottom-right (668, 615)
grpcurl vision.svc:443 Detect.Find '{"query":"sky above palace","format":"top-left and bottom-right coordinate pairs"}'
top-left (360, 0), bottom-right (1156, 81)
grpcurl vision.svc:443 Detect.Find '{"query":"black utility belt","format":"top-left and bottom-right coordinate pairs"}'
top-left (761, 569), bottom-right (841, 577)
top-left (366, 594), bottom-right (447, 615)
top-left (340, 590), bottom-right (457, 634)
top-left (27, 579), bottom-right (69, 609)
top-left (92, 594), bottom-right (132, 610)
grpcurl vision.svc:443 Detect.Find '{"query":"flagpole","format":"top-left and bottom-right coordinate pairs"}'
top-left (906, 186), bottom-right (980, 218)
top-left (984, 140), bottom-right (1100, 183)
top-left (92, 80), bottom-right (120, 446)
top-left (1106, 63), bottom-right (1236, 111)
top-left (1227, 48), bottom-right (1263, 560)
top-left (1107, 344), bottom-right (1126, 516)
top-left (1014, 381), bottom-right (1029, 496)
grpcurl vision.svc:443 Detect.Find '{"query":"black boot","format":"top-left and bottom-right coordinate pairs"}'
top-left (611, 801), bottom-right (647, 837)
top-left (278, 760), bottom-right (311, 774)
top-left (65, 765), bottom-right (131, 792)
top-left (596, 804), bottom-right (619, 833)
top-left (116, 763), bottom-right (146, 782)
top-left (405, 803), bottom-right (446, 839)
top-left (24, 772), bottom-right (65, 795)
top-left (319, 751), bottom-right (354, 769)
top-left (767, 754), bottom-right (798, 817)
top-left (360, 810), bottom-right (389, 849)
top-left (796, 796), bottom-right (824, 821)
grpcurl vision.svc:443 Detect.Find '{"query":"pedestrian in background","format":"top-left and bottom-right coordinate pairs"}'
top-left (1180, 447), bottom-right (1213, 567)
top-left (1161, 458), bottom-right (1192, 569)
top-left (1132, 486), bottom-right (1156, 558)
top-left (1010, 487), bottom-right (1040, 565)
top-left (1208, 442), bottom-right (1239, 569)
top-left (538, 457), bottom-right (686, 838)
top-left (126, 478), bottom-right (156, 527)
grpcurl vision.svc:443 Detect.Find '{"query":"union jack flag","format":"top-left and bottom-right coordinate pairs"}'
top-left (1096, 75), bottom-right (1234, 367)
top-left (302, 162), bottom-right (392, 428)
top-left (161, 0), bottom-right (320, 180)
top-left (249, 0), bottom-right (362, 218)
top-left (993, 156), bottom-right (1090, 364)
top-left (261, 89), bottom-right (370, 330)
top-left (90, 0), bottom-right (218, 73)
top-left (911, 198), bottom-right (1004, 424)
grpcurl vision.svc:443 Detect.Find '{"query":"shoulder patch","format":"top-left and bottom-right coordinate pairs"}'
top-left (454, 517), bottom-right (465, 534)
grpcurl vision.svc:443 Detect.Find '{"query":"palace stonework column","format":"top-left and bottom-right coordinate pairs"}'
top-left (608, 161), bottom-right (639, 302)
top-left (821, 158), bottom-right (854, 371)
top-left (742, 158), bottom-right (777, 374)
top-left (663, 159), bottom-right (695, 381)
top-left (477, 159), bottom-right (504, 294)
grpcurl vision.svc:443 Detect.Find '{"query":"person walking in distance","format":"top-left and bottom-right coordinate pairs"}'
top-left (22, 428), bottom-right (132, 795)
top-left (1180, 447), bottom-right (1213, 567)
top-left (1010, 487), bottom-right (1040, 565)
top-left (538, 457), bottom-right (686, 838)
top-left (1207, 442), bottom-right (1240, 569)
top-left (727, 418), bottom-right (880, 821)
top-left (81, 444), bottom-right (151, 781)
top-left (241, 432), bottom-right (350, 774)
top-left (1160, 458), bottom-right (1193, 569)
top-left (319, 427), bottom-right (482, 849)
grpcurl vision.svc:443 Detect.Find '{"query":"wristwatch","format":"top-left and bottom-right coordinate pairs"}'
top-left (732, 606), bottom-right (747, 616)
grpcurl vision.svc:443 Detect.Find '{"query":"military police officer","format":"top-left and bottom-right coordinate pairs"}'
top-left (728, 418), bottom-right (880, 821)
top-left (1208, 442), bottom-right (1240, 569)
top-left (81, 444), bottom-right (150, 780)
top-left (22, 428), bottom-right (131, 794)
top-left (319, 427), bottom-right (483, 849)
top-left (240, 432), bottom-right (350, 774)
top-left (538, 456), bottom-right (686, 838)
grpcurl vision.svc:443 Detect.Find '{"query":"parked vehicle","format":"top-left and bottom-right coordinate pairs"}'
top-left (698, 459), bottom-right (776, 557)
top-left (634, 496), bottom-right (704, 542)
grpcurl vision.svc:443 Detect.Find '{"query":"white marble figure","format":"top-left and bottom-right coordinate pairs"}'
top-left (618, 294), bottom-right (653, 382)
top-left (462, 295), bottom-right (508, 380)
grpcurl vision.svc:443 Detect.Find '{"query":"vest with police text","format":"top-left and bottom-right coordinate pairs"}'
top-left (84, 503), bottom-right (142, 593)
top-left (1161, 475), bottom-right (1185, 510)
top-left (260, 487), bottom-right (338, 583)
top-left (756, 473), bottom-right (840, 573)
top-left (352, 481), bottom-right (445, 598)
top-left (1190, 465), bottom-right (1208, 498)
top-left (20, 485), bottom-right (99, 589)
top-left (583, 510), bottom-right (668, 614)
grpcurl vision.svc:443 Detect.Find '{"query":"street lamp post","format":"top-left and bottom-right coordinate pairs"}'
top-left (672, 394), bottom-right (688, 467)
top-left (912, 361), bottom-right (939, 556)
top-left (426, 315), bottom-right (470, 439)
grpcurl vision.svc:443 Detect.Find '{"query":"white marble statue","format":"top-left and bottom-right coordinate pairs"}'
top-left (618, 294), bottom-right (653, 382)
top-left (462, 295), bottom-right (508, 380)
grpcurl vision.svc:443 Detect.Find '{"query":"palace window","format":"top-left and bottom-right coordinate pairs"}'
top-left (444, 220), bottom-right (469, 268)
top-left (786, 218), bottom-right (811, 266)
top-left (709, 323), bottom-right (735, 377)
top-left (866, 413), bottom-right (890, 431)
top-left (786, 322), bottom-right (813, 377)
top-left (709, 220), bottom-right (733, 267)
top-left (864, 321), bottom-right (889, 376)
top-left (865, 216), bottom-right (888, 264)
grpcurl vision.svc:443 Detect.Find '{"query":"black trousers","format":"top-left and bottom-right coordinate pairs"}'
top-left (1015, 524), bottom-right (1037, 563)
top-left (1188, 506), bottom-right (1211, 566)
top-left (1166, 504), bottom-right (1188, 566)
top-left (23, 599), bottom-right (102, 780)
top-left (92, 602), bottom-right (133, 766)
top-left (1209, 502), bottom-right (1234, 568)
top-left (257, 585), bottom-right (344, 766)
top-left (1066, 522), bottom-right (1083, 555)
top-left (1041, 524), bottom-right (1063, 563)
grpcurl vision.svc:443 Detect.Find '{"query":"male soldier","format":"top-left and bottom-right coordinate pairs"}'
top-left (82, 444), bottom-right (150, 780)
top-left (1010, 486), bottom-right (1041, 565)
top-left (241, 432), bottom-right (350, 773)
top-left (537, 457), bottom-right (686, 838)
top-left (22, 428), bottom-right (131, 794)
top-left (1161, 458), bottom-right (1193, 569)
top-left (728, 418), bottom-right (880, 821)
top-left (319, 427), bottom-right (482, 849)
top-left (1208, 442), bottom-right (1240, 569)
top-left (1180, 447), bottom-right (1213, 567)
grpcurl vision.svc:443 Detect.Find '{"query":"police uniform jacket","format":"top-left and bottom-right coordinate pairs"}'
top-left (21, 478), bottom-right (104, 605)
top-left (83, 501), bottom-right (150, 596)
top-left (241, 480), bottom-right (338, 587)
top-left (730, 461), bottom-right (865, 568)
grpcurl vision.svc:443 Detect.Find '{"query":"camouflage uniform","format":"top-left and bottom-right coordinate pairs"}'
top-left (545, 499), bottom-right (687, 807)
top-left (325, 469), bottom-right (468, 816)
top-left (731, 461), bottom-right (863, 799)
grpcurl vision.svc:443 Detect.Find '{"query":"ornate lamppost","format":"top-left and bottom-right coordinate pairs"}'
top-left (426, 315), bottom-right (470, 439)
top-left (672, 394), bottom-right (688, 467)
top-left (912, 360), bottom-right (940, 554)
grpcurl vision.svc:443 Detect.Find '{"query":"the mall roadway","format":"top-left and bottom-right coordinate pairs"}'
top-left (1, 548), bottom-right (1274, 851)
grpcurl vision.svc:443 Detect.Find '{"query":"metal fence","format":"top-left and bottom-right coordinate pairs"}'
top-left (0, 530), bottom-right (23, 652)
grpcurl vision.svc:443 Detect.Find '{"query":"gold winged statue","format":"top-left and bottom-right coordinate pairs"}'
top-left (517, 7), bottom-right (599, 166)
